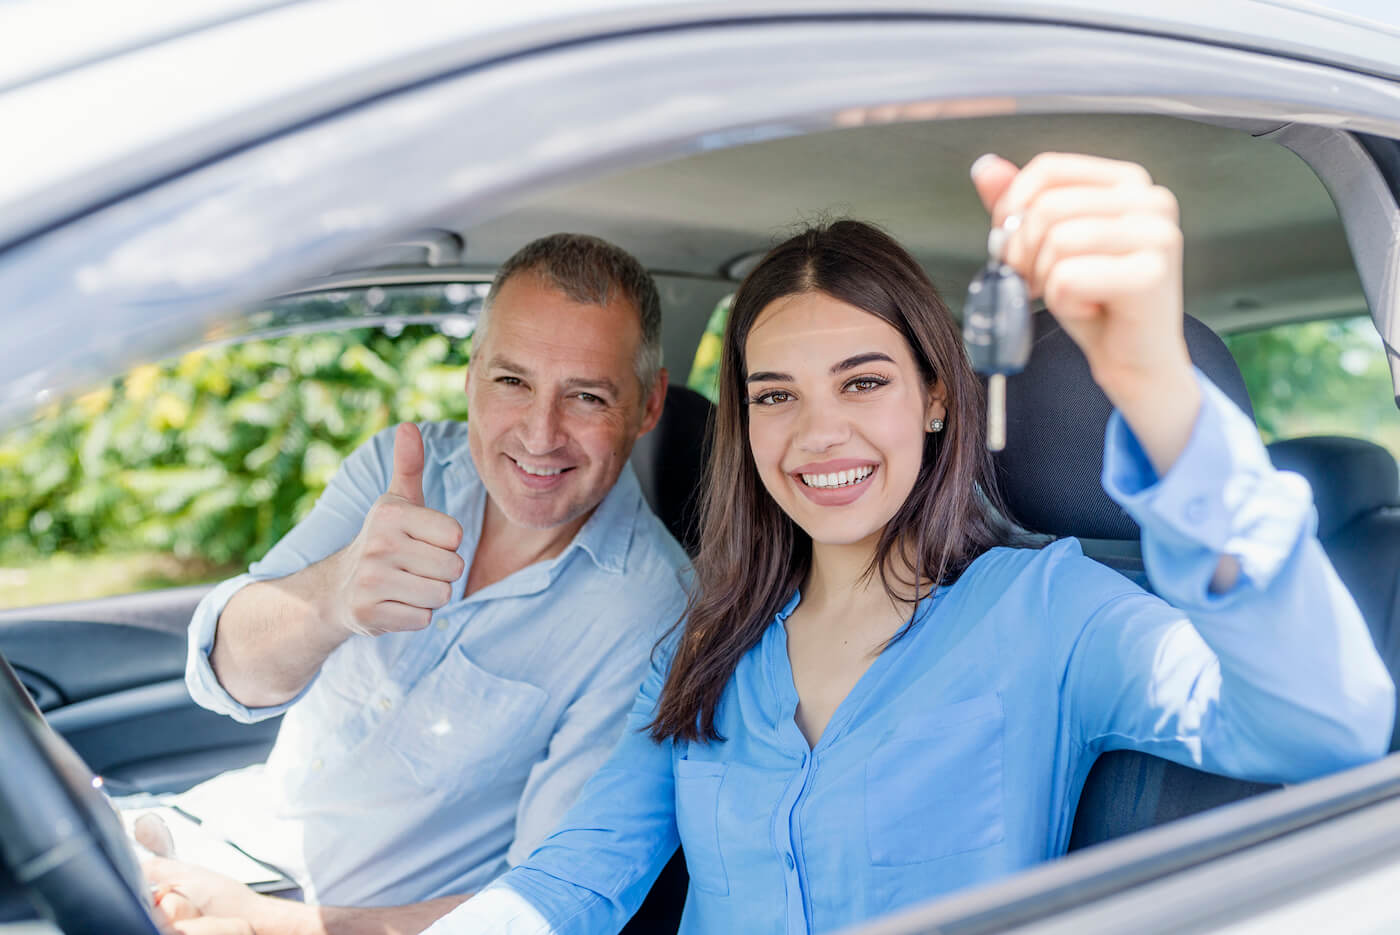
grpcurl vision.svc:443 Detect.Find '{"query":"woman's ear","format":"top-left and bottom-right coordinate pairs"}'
top-left (924, 380), bottom-right (948, 433)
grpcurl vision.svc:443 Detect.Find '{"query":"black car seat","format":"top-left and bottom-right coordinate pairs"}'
top-left (1267, 435), bottom-right (1400, 749)
top-left (994, 310), bottom-right (1279, 851)
top-left (629, 384), bottom-right (714, 557)
top-left (623, 383), bottom-right (712, 934)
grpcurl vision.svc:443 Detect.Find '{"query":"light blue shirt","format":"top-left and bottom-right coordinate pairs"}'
top-left (428, 373), bottom-right (1395, 935)
top-left (184, 421), bottom-right (690, 907)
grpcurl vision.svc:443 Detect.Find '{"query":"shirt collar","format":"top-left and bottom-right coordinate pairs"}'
top-left (775, 589), bottom-right (802, 621)
top-left (565, 462), bottom-right (641, 575)
top-left (440, 431), bottom-right (640, 578)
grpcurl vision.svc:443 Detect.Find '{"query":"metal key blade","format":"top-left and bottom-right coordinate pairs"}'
top-left (962, 259), bottom-right (1029, 451)
top-left (987, 373), bottom-right (1007, 451)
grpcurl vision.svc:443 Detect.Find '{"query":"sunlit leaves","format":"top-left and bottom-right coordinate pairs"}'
top-left (0, 323), bottom-right (472, 567)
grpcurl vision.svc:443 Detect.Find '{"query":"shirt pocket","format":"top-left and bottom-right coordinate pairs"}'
top-left (864, 692), bottom-right (1006, 866)
top-left (388, 644), bottom-right (549, 795)
top-left (674, 757), bottom-right (729, 896)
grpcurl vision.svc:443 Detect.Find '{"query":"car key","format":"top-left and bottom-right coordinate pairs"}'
top-left (962, 220), bottom-right (1031, 451)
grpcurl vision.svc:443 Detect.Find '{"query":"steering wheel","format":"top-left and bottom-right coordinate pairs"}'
top-left (0, 651), bottom-right (163, 934)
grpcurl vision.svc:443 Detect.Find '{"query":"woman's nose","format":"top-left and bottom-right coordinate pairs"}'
top-left (794, 399), bottom-right (851, 452)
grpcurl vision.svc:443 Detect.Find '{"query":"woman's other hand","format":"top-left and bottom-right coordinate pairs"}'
top-left (970, 152), bottom-right (1201, 476)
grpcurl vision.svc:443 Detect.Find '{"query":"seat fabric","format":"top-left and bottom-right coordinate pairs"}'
top-left (995, 311), bottom-right (1279, 853)
top-left (1267, 435), bottom-right (1400, 749)
top-left (629, 384), bottom-right (714, 557)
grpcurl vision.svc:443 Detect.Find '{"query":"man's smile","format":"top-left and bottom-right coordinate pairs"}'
top-left (507, 454), bottom-right (578, 489)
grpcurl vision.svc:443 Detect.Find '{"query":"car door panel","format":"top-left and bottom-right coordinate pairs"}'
top-left (0, 587), bottom-right (278, 794)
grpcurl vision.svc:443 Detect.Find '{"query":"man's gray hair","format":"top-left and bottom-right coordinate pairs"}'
top-left (479, 233), bottom-right (663, 389)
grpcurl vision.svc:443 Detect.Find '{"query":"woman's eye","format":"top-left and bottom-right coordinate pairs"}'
top-left (846, 376), bottom-right (889, 393)
top-left (751, 389), bottom-right (793, 406)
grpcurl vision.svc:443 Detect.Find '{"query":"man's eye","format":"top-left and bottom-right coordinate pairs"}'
top-left (576, 392), bottom-right (605, 405)
top-left (496, 376), bottom-right (523, 387)
top-left (750, 390), bottom-right (793, 406)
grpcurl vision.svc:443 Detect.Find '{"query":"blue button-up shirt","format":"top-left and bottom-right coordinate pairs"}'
top-left (429, 374), bottom-right (1394, 934)
top-left (183, 421), bottom-right (690, 907)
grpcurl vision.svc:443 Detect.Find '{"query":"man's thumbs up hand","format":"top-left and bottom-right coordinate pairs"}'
top-left (323, 424), bottom-right (466, 638)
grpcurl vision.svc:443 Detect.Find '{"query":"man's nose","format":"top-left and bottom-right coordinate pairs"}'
top-left (794, 397), bottom-right (850, 453)
top-left (518, 395), bottom-right (566, 454)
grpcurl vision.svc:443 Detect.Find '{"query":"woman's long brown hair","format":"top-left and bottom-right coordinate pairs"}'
top-left (649, 220), bottom-right (1020, 744)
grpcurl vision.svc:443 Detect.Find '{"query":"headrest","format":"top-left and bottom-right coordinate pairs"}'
top-left (994, 311), bottom-right (1253, 540)
top-left (630, 384), bottom-right (714, 556)
top-left (1267, 435), bottom-right (1400, 539)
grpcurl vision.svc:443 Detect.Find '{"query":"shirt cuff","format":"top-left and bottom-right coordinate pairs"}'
top-left (421, 882), bottom-right (555, 935)
top-left (1101, 369), bottom-right (1315, 606)
top-left (184, 574), bottom-right (308, 723)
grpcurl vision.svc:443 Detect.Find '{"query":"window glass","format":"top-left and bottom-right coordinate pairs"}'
top-left (0, 285), bottom-right (479, 610)
top-left (1224, 314), bottom-right (1400, 460)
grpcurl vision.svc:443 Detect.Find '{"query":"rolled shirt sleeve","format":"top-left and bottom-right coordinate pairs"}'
top-left (184, 427), bottom-right (395, 723)
top-left (1064, 370), bottom-right (1395, 781)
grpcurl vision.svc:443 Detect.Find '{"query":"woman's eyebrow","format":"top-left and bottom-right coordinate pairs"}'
top-left (746, 370), bottom-right (792, 383)
top-left (830, 352), bottom-right (895, 374)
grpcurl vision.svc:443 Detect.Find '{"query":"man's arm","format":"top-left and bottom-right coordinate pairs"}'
top-left (208, 556), bottom-right (357, 709)
top-left (200, 424), bottom-right (465, 709)
top-left (148, 859), bottom-right (468, 935)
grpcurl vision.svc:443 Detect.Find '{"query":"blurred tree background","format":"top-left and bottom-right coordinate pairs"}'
top-left (1224, 315), bottom-right (1400, 456)
top-left (2, 297), bottom-right (1397, 609)
top-left (0, 302), bottom-right (474, 607)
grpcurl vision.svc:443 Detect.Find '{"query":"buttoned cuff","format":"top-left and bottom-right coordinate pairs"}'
top-left (184, 574), bottom-right (306, 723)
top-left (1101, 369), bottom-right (1315, 607)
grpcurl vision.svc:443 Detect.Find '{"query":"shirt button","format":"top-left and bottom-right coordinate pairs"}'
top-left (784, 852), bottom-right (795, 870)
top-left (1185, 496), bottom-right (1209, 524)
top-left (311, 758), bottom-right (324, 771)
top-left (378, 697), bottom-right (393, 711)
top-left (435, 619), bottom-right (448, 631)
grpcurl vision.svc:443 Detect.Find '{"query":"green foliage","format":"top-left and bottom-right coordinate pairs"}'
top-left (1225, 316), bottom-right (1400, 460)
top-left (687, 294), bottom-right (731, 403)
top-left (0, 324), bottom-right (472, 569)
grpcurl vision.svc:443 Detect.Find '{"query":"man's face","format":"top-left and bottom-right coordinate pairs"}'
top-left (466, 273), bottom-right (665, 531)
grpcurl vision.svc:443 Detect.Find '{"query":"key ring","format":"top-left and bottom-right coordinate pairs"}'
top-left (985, 213), bottom-right (1022, 263)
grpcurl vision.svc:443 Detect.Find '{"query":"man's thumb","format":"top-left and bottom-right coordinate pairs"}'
top-left (388, 423), bottom-right (426, 506)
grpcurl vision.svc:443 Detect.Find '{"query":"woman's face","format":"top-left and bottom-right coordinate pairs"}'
top-left (744, 290), bottom-right (945, 548)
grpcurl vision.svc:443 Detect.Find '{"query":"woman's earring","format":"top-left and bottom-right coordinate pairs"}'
top-left (928, 418), bottom-right (945, 433)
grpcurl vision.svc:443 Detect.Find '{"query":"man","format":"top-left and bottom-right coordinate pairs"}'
top-left (152, 233), bottom-right (690, 929)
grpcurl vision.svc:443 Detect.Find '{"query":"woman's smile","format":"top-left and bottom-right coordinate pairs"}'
top-left (790, 459), bottom-right (879, 505)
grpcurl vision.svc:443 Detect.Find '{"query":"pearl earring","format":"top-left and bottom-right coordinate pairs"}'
top-left (928, 418), bottom-right (944, 433)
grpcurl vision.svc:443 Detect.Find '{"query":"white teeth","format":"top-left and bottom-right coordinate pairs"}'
top-left (800, 466), bottom-right (873, 488)
top-left (517, 461), bottom-right (564, 476)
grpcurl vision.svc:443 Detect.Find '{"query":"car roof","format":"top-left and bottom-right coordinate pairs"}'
top-left (5, 0), bottom-right (1400, 245)
top-left (4, 1), bottom-right (1400, 427)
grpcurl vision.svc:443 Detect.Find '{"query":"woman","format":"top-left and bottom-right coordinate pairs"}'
top-left (161, 152), bottom-right (1395, 935)
top-left (423, 152), bottom-right (1393, 934)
